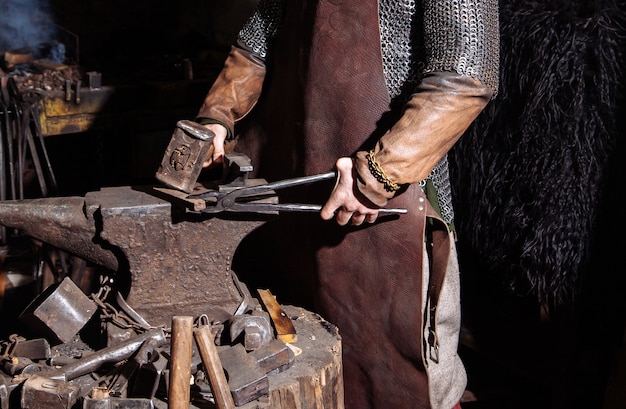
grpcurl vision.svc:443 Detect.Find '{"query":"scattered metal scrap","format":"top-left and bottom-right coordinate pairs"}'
top-left (0, 275), bottom-right (296, 409)
top-left (8, 65), bottom-right (83, 94)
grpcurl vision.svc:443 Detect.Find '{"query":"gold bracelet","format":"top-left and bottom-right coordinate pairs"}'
top-left (366, 150), bottom-right (401, 192)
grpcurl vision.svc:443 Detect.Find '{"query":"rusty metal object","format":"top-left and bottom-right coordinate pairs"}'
top-left (250, 339), bottom-right (295, 375)
top-left (218, 343), bottom-right (268, 406)
top-left (2, 357), bottom-right (41, 376)
top-left (155, 120), bottom-right (215, 194)
top-left (128, 349), bottom-right (167, 399)
top-left (0, 185), bottom-right (266, 326)
top-left (20, 329), bottom-right (166, 409)
top-left (106, 337), bottom-right (161, 398)
top-left (0, 373), bottom-right (20, 409)
top-left (19, 277), bottom-right (97, 344)
top-left (83, 397), bottom-right (154, 409)
top-left (20, 374), bottom-right (82, 409)
top-left (228, 314), bottom-right (273, 351)
top-left (49, 329), bottom-right (165, 382)
top-left (7, 338), bottom-right (50, 361)
top-left (0, 195), bottom-right (118, 269)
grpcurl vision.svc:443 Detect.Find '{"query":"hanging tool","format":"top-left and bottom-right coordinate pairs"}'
top-left (187, 172), bottom-right (408, 215)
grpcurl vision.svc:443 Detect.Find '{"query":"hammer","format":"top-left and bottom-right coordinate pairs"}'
top-left (194, 324), bottom-right (236, 409)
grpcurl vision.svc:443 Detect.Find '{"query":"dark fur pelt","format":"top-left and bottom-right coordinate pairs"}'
top-left (450, 0), bottom-right (626, 306)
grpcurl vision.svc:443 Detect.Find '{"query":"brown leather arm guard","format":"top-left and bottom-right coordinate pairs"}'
top-left (355, 71), bottom-right (493, 207)
top-left (195, 42), bottom-right (266, 140)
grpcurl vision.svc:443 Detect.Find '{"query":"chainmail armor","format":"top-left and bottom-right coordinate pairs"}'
top-left (380, 0), bottom-right (499, 224)
top-left (237, 0), bottom-right (285, 59)
top-left (238, 0), bottom-right (499, 224)
top-left (423, 0), bottom-right (500, 93)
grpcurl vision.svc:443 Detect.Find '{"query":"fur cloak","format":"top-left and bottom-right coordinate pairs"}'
top-left (450, 0), bottom-right (626, 306)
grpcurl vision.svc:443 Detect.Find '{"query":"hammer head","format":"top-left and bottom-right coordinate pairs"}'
top-left (218, 344), bottom-right (268, 406)
top-left (155, 120), bottom-right (215, 194)
top-left (21, 374), bottom-right (81, 409)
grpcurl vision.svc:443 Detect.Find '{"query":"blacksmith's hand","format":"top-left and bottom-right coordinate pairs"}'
top-left (201, 123), bottom-right (228, 168)
top-left (321, 157), bottom-right (380, 226)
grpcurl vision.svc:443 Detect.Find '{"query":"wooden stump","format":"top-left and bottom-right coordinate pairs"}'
top-left (240, 305), bottom-right (344, 409)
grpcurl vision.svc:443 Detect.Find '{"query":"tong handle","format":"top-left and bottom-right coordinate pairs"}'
top-left (193, 171), bottom-right (408, 214)
top-left (257, 203), bottom-right (407, 214)
top-left (237, 171), bottom-right (337, 195)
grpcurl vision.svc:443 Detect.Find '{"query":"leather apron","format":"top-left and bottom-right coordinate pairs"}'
top-left (231, 1), bottom-right (451, 407)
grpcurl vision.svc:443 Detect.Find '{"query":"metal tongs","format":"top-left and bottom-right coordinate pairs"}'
top-left (188, 171), bottom-right (407, 215)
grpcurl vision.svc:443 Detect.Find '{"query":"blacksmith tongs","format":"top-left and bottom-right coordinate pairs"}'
top-left (188, 171), bottom-right (407, 215)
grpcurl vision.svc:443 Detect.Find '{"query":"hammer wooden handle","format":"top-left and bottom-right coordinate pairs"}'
top-left (169, 316), bottom-right (194, 409)
top-left (194, 325), bottom-right (236, 409)
top-left (258, 289), bottom-right (297, 343)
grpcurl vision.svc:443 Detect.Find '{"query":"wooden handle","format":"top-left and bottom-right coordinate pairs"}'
top-left (168, 316), bottom-right (194, 409)
top-left (194, 325), bottom-right (236, 409)
top-left (257, 289), bottom-right (297, 343)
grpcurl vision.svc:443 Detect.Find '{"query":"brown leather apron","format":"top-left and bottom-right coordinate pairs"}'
top-left (232, 1), bottom-right (451, 407)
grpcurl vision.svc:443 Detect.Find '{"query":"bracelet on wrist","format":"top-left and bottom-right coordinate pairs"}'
top-left (366, 150), bottom-right (401, 192)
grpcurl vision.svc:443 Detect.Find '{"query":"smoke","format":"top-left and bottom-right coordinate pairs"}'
top-left (0, 0), bottom-right (57, 57)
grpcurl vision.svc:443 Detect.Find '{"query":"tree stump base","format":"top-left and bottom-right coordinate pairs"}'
top-left (240, 305), bottom-right (344, 409)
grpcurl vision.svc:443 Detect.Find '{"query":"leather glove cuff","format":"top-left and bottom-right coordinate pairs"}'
top-left (195, 42), bottom-right (266, 140)
top-left (355, 72), bottom-right (493, 207)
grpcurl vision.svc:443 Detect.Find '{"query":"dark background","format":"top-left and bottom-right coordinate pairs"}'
top-left (0, 1), bottom-right (625, 408)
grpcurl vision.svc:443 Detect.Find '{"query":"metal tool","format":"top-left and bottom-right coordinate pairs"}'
top-left (188, 171), bottom-right (408, 215)
top-left (193, 324), bottom-right (236, 409)
top-left (217, 343), bottom-right (269, 406)
top-left (20, 329), bottom-right (166, 409)
top-left (155, 120), bottom-right (216, 194)
top-left (19, 276), bottom-right (98, 344)
top-left (0, 186), bottom-right (264, 327)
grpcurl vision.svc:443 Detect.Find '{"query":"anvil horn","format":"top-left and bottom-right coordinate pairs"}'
top-left (0, 196), bottom-right (119, 271)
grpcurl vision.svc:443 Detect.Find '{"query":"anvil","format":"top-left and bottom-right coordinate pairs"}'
top-left (0, 185), bottom-right (266, 327)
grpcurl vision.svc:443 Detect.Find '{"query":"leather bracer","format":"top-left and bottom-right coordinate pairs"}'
top-left (355, 71), bottom-right (493, 207)
top-left (195, 42), bottom-right (266, 140)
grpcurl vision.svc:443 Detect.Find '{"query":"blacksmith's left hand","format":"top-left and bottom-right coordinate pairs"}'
top-left (320, 157), bottom-right (380, 226)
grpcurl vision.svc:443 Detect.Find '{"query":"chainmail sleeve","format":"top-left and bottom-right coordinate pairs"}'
top-left (379, 0), bottom-right (499, 225)
top-left (423, 0), bottom-right (500, 94)
top-left (424, 0), bottom-right (499, 223)
top-left (237, 0), bottom-right (286, 60)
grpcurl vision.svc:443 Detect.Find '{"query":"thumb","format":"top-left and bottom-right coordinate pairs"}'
top-left (335, 157), bottom-right (354, 185)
